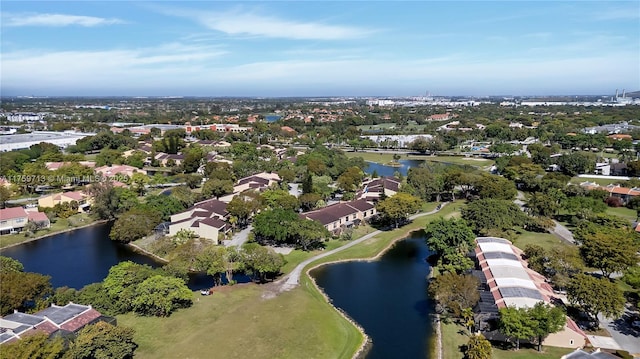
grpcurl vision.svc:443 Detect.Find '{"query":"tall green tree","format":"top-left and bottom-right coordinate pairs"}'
top-left (109, 207), bottom-right (161, 243)
top-left (1, 332), bottom-right (65, 359)
top-left (425, 218), bottom-right (475, 273)
top-left (376, 192), bottom-right (423, 228)
top-left (465, 333), bottom-right (492, 359)
top-left (0, 255), bottom-right (24, 273)
top-left (580, 228), bottom-right (638, 278)
top-left (202, 178), bottom-right (234, 199)
top-left (498, 306), bottom-right (534, 350)
top-left (0, 271), bottom-right (53, 315)
top-left (567, 273), bottom-right (625, 325)
top-left (132, 275), bottom-right (193, 316)
top-left (428, 272), bottom-right (479, 317)
top-left (528, 302), bottom-right (566, 352)
top-left (242, 243), bottom-right (286, 283)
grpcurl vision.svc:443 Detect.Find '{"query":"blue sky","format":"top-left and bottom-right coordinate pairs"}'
top-left (2, 1), bottom-right (639, 97)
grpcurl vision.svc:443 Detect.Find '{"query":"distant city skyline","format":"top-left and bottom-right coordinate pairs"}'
top-left (2, 1), bottom-right (639, 97)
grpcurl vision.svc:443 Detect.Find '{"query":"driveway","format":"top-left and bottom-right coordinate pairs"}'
top-left (224, 225), bottom-right (252, 247)
top-left (599, 307), bottom-right (640, 356)
top-left (514, 191), bottom-right (575, 245)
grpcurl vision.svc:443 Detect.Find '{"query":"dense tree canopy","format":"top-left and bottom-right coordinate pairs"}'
top-left (0, 270), bottom-right (53, 315)
top-left (461, 199), bottom-right (527, 235)
top-left (66, 322), bottom-right (137, 359)
top-left (132, 275), bottom-right (193, 316)
top-left (376, 193), bottom-right (422, 228)
top-left (425, 218), bottom-right (475, 273)
top-left (579, 228), bottom-right (638, 279)
top-left (109, 207), bottom-right (162, 243)
top-left (567, 273), bottom-right (625, 324)
top-left (428, 272), bottom-right (479, 317)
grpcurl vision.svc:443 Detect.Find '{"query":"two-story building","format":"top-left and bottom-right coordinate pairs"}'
top-left (356, 176), bottom-right (402, 202)
top-left (168, 198), bottom-right (230, 243)
top-left (0, 207), bottom-right (29, 235)
top-left (300, 199), bottom-right (377, 234)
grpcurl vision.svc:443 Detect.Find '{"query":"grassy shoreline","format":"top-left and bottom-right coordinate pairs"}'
top-left (0, 215), bottom-right (103, 250)
top-left (117, 202), bottom-right (460, 359)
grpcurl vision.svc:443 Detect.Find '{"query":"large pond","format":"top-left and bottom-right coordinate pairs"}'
top-left (311, 230), bottom-right (435, 359)
top-left (365, 159), bottom-right (424, 177)
top-left (0, 222), bottom-right (232, 290)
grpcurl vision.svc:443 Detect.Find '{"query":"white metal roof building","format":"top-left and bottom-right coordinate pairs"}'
top-left (0, 131), bottom-right (95, 152)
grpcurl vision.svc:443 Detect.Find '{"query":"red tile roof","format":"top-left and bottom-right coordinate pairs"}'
top-left (27, 211), bottom-right (49, 223)
top-left (0, 207), bottom-right (28, 220)
top-left (60, 309), bottom-right (102, 332)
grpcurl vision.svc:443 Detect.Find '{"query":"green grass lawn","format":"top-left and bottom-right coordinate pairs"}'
top-left (441, 322), bottom-right (573, 359)
top-left (117, 202), bottom-right (458, 359)
top-left (305, 201), bottom-right (463, 266)
top-left (0, 213), bottom-right (96, 249)
top-left (513, 229), bottom-right (570, 252)
top-left (117, 284), bottom-right (363, 359)
top-left (569, 176), bottom-right (626, 186)
top-left (606, 206), bottom-right (637, 222)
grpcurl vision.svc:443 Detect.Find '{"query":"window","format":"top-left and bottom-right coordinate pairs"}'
top-left (15, 218), bottom-right (25, 223)
top-left (569, 340), bottom-right (574, 345)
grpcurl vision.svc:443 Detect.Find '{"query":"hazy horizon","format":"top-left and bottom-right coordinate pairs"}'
top-left (2, 1), bottom-right (639, 97)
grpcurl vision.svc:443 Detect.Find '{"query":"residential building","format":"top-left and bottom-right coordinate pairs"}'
top-left (26, 210), bottom-right (50, 229)
top-left (219, 172), bottom-right (281, 203)
top-left (357, 176), bottom-right (401, 201)
top-left (44, 161), bottom-right (96, 171)
top-left (38, 191), bottom-right (92, 212)
top-left (168, 198), bottom-right (230, 243)
top-left (0, 303), bottom-right (114, 345)
top-left (94, 165), bottom-right (147, 179)
top-left (560, 348), bottom-right (619, 359)
top-left (473, 237), bottom-right (587, 349)
top-left (301, 199), bottom-right (376, 234)
top-left (0, 207), bottom-right (29, 235)
top-left (581, 182), bottom-right (640, 205)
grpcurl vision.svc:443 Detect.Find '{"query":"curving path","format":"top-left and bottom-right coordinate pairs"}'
top-left (278, 202), bottom-right (449, 291)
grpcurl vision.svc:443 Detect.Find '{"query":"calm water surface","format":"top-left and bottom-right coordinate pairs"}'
top-left (312, 231), bottom-right (434, 359)
top-left (0, 222), bottom-right (229, 290)
top-left (365, 159), bottom-right (424, 177)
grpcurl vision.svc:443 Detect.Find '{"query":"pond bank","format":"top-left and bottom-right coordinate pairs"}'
top-left (0, 219), bottom-right (106, 250)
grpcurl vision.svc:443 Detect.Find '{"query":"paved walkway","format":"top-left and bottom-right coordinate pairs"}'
top-left (515, 191), bottom-right (575, 244)
top-left (279, 202), bottom-right (449, 291)
top-left (224, 225), bottom-right (252, 247)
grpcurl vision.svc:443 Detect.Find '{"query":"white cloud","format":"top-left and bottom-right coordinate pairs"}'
top-left (2, 43), bottom-right (637, 96)
top-left (2, 12), bottom-right (125, 27)
top-left (161, 7), bottom-right (372, 40)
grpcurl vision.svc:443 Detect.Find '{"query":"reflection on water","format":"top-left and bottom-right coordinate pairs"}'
top-left (365, 159), bottom-right (424, 177)
top-left (312, 231), bottom-right (434, 359)
top-left (0, 222), bottom-right (246, 290)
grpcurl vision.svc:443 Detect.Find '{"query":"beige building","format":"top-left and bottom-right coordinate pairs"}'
top-left (168, 198), bottom-right (230, 243)
top-left (0, 207), bottom-right (50, 235)
top-left (38, 191), bottom-right (92, 212)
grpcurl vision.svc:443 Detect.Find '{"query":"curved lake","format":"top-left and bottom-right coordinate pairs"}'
top-left (312, 230), bottom-right (434, 359)
top-left (0, 222), bottom-right (236, 290)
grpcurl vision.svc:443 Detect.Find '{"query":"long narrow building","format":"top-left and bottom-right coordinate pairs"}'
top-left (473, 237), bottom-right (587, 349)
